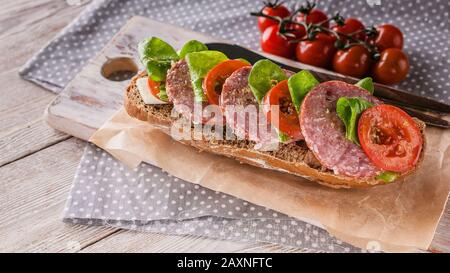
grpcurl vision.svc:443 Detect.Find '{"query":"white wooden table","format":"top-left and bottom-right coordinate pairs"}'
top-left (0, 0), bottom-right (448, 253)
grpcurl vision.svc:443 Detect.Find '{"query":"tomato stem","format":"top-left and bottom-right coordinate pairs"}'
top-left (263, 0), bottom-right (286, 9)
top-left (251, 5), bottom-right (381, 60)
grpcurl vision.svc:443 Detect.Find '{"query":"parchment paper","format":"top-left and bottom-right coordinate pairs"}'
top-left (90, 108), bottom-right (450, 252)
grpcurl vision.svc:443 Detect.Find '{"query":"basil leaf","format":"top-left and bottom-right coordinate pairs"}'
top-left (145, 61), bottom-right (172, 82)
top-left (376, 171), bottom-right (398, 183)
top-left (158, 84), bottom-right (169, 102)
top-left (355, 77), bottom-right (374, 94)
top-left (178, 40), bottom-right (208, 59)
top-left (248, 60), bottom-right (288, 102)
top-left (278, 131), bottom-right (290, 142)
top-left (138, 37), bottom-right (179, 82)
top-left (185, 50), bottom-right (228, 102)
top-left (287, 70), bottom-right (320, 113)
top-left (336, 97), bottom-right (374, 145)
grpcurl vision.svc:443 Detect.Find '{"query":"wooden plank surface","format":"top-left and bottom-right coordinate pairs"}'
top-left (81, 230), bottom-right (310, 253)
top-left (0, 0), bottom-right (86, 166)
top-left (0, 138), bottom-right (119, 252)
top-left (0, 0), bottom-right (448, 253)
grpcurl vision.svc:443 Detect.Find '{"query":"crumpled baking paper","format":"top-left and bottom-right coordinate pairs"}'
top-left (90, 108), bottom-right (450, 252)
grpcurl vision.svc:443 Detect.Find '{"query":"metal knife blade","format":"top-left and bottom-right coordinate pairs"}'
top-left (206, 42), bottom-right (450, 115)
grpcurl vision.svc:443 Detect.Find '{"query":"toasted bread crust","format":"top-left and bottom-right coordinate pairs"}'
top-left (124, 71), bottom-right (426, 188)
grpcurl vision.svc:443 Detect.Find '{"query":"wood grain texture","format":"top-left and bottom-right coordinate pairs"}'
top-left (0, 0), bottom-right (87, 164)
top-left (0, 138), bottom-right (118, 252)
top-left (81, 230), bottom-right (311, 253)
top-left (0, 0), bottom-right (120, 253)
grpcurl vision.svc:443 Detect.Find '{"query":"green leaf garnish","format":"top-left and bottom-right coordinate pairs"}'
top-left (287, 70), bottom-right (319, 113)
top-left (248, 60), bottom-right (288, 103)
top-left (138, 37), bottom-right (179, 82)
top-left (336, 97), bottom-right (374, 145)
top-left (278, 131), bottom-right (290, 142)
top-left (178, 40), bottom-right (208, 59)
top-left (355, 77), bottom-right (374, 94)
top-left (376, 171), bottom-right (398, 183)
top-left (185, 50), bottom-right (228, 102)
top-left (158, 84), bottom-right (169, 102)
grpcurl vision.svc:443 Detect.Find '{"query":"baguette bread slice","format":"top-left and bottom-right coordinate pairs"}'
top-left (124, 71), bottom-right (426, 188)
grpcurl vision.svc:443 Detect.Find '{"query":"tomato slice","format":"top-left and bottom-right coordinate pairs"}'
top-left (203, 60), bottom-right (249, 105)
top-left (358, 104), bottom-right (423, 173)
top-left (147, 77), bottom-right (161, 98)
top-left (263, 80), bottom-right (302, 140)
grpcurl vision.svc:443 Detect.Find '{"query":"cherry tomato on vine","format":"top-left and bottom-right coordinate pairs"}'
top-left (372, 24), bottom-right (404, 51)
top-left (203, 60), bottom-right (249, 105)
top-left (263, 80), bottom-right (303, 140)
top-left (372, 48), bottom-right (409, 85)
top-left (258, 4), bottom-right (291, 32)
top-left (261, 24), bottom-right (296, 58)
top-left (331, 18), bottom-right (366, 41)
top-left (285, 23), bottom-right (307, 40)
top-left (296, 9), bottom-right (329, 28)
top-left (295, 33), bottom-right (336, 68)
top-left (358, 104), bottom-right (423, 173)
top-left (332, 45), bottom-right (371, 78)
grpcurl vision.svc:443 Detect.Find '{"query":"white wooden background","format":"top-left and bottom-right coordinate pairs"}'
top-left (0, 0), bottom-right (448, 253)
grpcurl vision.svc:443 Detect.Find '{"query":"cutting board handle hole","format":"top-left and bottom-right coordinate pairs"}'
top-left (101, 57), bottom-right (138, 82)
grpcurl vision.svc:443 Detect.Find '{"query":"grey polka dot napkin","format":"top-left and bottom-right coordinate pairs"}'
top-left (64, 143), bottom-right (360, 253)
top-left (20, 0), bottom-right (450, 102)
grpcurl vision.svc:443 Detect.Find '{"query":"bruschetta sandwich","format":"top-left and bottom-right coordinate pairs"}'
top-left (124, 37), bottom-right (425, 188)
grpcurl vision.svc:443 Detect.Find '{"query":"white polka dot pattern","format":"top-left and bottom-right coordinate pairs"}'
top-left (19, 0), bottom-right (450, 102)
top-left (64, 143), bottom-right (362, 252)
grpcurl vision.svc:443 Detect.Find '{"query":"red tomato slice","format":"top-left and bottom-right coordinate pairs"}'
top-left (203, 60), bottom-right (249, 105)
top-left (263, 80), bottom-right (302, 139)
top-left (358, 104), bottom-right (423, 173)
top-left (147, 77), bottom-right (161, 98)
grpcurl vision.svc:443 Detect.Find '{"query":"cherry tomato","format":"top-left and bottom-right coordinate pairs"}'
top-left (372, 48), bottom-right (409, 85)
top-left (263, 80), bottom-right (302, 139)
top-left (285, 23), bottom-right (307, 39)
top-left (258, 4), bottom-right (291, 32)
top-left (261, 24), bottom-right (296, 58)
top-left (373, 24), bottom-right (403, 51)
top-left (332, 45), bottom-right (370, 78)
top-left (147, 78), bottom-right (161, 98)
top-left (358, 104), bottom-right (423, 173)
top-left (203, 60), bottom-right (249, 105)
top-left (296, 9), bottom-right (329, 28)
top-left (331, 18), bottom-right (366, 41)
top-left (295, 33), bottom-right (336, 68)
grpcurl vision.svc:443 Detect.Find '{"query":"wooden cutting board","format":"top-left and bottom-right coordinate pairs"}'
top-left (45, 16), bottom-right (219, 140)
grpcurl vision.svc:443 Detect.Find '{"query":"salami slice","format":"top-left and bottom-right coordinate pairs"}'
top-left (300, 81), bottom-right (382, 177)
top-left (220, 66), bottom-right (260, 141)
top-left (220, 67), bottom-right (300, 142)
top-left (166, 60), bottom-right (210, 123)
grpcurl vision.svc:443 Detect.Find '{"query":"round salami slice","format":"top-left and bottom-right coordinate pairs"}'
top-left (220, 66), bottom-right (270, 142)
top-left (300, 81), bottom-right (382, 178)
top-left (166, 60), bottom-right (212, 123)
